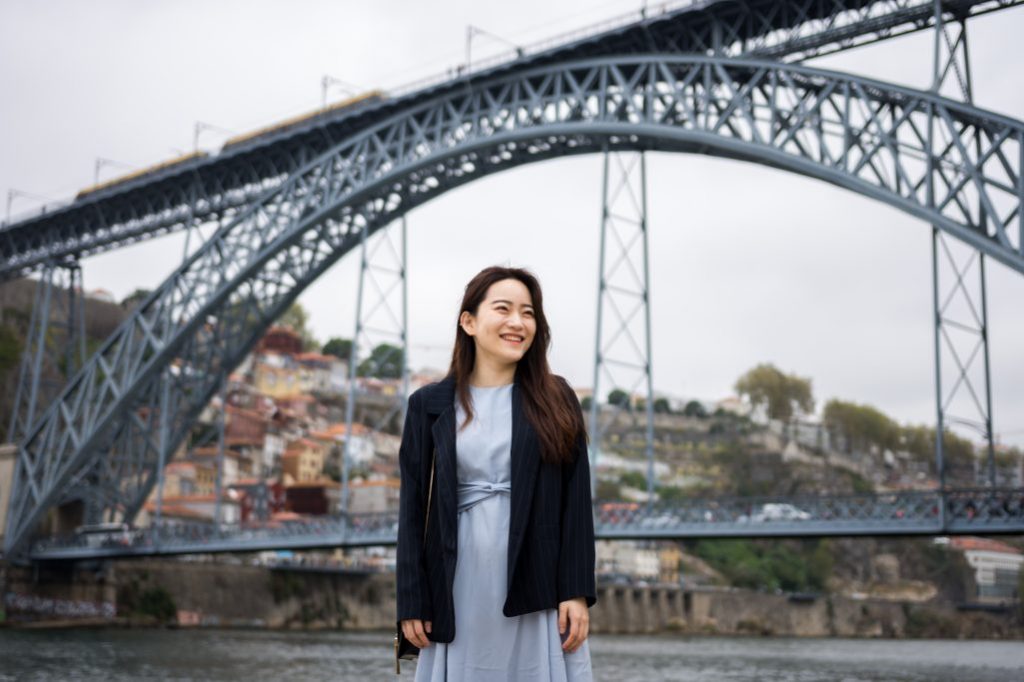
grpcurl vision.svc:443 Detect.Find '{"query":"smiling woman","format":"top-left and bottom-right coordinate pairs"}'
top-left (396, 265), bottom-right (595, 680)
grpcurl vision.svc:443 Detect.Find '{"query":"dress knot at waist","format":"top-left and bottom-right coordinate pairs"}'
top-left (457, 480), bottom-right (511, 513)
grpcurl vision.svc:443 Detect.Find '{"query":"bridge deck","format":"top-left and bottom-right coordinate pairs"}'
top-left (23, 488), bottom-right (1024, 561)
top-left (2, 0), bottom-right (1020, 278)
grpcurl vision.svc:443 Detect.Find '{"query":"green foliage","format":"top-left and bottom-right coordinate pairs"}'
top-left (120, 288), bottom-right (152, 309)
top-left (0, 323), bottom-right (22, 375)
top-left (135, 586), bottom-right (177, 623)
top-left (823, 399), bottom-right (901, 454)
top-left (692, 538), bottom-right (831, 592)
top-left (654, 397), bottom-right (672, 414)
top-left (322, 337), bottom-right (353, 360)
top-left (278, 302), bottom-right (319, 351)
top-left (656, 484), bottom-right (687, 502)
top-left (682, 400), bottom-right (707, 418)
top-left (595, 479), bottom-right (621, 500)
top-left (619, 471), bottom-right (648, 490)
top-left (581, 396), bottom-right (592, 411)
top-left (357, 342), bottom-right (403, 379)
top-left (270, 572), bottom-right (306, 603)
top-left (901, 423), bottom-right (976, 467)
top-left (607, 389), bottom-right (631, 409)
top-left (845, 471), bottom-right (875, 494)
top-left (734, 363), bottom-right (814, 421)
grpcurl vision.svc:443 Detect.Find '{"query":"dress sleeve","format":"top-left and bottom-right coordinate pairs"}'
top-left (396, 390), bottom-right (433, 621)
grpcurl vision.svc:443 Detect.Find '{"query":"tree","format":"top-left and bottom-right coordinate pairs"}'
top-left (278, 302), bottom-right (319, 351)
top-left (120, 288), bottom-right (152, 310)
top-left (653, 397), bottom-right (672, 414)
top-left (322, 337), bottom-right (353, 361)
top-left (581, 396), bottom-right (592, 411)
top-left (357, 342), bottom-right (404, 378)
top-left (0, 323), bottom-right (22, 375)
top-left (619, 471), bottom-right (647, 490)
top-left (734, 363), bottom-right (814, 422)
top-left (607, 389), bottom-right (631, 409)
top-left (683, 400), bottom-right (707, 418)
top-left (823, 399), bottom-right (901, 455)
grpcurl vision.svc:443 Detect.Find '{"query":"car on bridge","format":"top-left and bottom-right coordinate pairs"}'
top-left (737, 503), bottom-right (812, 523)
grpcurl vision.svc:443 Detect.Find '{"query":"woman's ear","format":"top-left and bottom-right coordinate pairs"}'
top-left (459, 311), bottom-right (475, 336)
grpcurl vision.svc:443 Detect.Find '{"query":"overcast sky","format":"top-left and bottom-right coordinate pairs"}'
top-left (1, 1), bottom-right (1022, 448)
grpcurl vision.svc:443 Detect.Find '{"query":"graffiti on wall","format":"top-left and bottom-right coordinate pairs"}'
top-left (3, 592), bottom-right (116, 619)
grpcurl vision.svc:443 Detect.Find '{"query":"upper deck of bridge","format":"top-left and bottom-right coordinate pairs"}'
top-left (1, 0), bottom-right (1018, 278)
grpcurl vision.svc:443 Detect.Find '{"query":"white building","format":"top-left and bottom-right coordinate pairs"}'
top-left (596, 539), bottom-right (660, 581)
top-left (947, 536), bottom-right (1024, 604)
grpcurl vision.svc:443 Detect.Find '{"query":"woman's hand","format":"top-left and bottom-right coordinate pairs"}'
top-left (557, 597), bottom-right (589, 654)
top-left (401, 618), bottom-right (432, 648)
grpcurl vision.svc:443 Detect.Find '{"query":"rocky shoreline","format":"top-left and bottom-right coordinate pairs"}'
top-left (3, 558), bottom-right (1021, 640)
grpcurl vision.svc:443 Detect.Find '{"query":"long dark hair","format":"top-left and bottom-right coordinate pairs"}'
top-left (447, 266), bottom-right (585, 466)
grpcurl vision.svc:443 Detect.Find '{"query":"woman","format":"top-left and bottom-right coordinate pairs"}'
top-left (397, 265), bottom-right (596, 680)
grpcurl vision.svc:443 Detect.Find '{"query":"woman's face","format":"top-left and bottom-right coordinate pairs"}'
top-left (460, 278), bottom-right (537, 368)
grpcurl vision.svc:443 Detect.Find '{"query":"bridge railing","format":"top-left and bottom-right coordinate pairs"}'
top-left (23, 489), bottom-right (1024, 560)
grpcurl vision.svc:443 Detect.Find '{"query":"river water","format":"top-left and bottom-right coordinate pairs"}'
top-left (1, 629), bottom-right (1022, 681)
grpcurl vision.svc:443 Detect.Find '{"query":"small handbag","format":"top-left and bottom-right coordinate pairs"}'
top-left (394, 446), bottom-right (436, 674)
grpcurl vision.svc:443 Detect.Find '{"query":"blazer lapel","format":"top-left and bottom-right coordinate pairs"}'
top-left (506, 376), bottom-right (540, 585)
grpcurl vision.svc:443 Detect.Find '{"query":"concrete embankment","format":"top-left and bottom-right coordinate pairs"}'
top-left (2, 559), bottom-right (1021, 639)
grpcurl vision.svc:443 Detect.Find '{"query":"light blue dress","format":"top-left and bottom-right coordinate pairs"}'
top-left (414, 383), bottom-right (594, 681)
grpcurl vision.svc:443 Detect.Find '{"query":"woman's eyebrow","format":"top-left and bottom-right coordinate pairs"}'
top-left (492, 299), bottom-right (534, 309)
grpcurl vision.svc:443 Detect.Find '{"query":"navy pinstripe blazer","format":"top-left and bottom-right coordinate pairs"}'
top-left (395, 372), bottom-right (597, 644)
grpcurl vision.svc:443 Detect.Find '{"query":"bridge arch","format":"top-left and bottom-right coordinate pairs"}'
top-left (6, 54), bottom-right (1024, 555)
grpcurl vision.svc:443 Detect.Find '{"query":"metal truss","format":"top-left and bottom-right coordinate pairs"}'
top-left (341, 217), bottom-right (409, 516)
top-left (7, 258), bottom-right (85, 445)
top-left (23, 487), bottom-right (1024, 561)
top-left (589, 150), bottom-right (656, 505)
top-left (928, 1), bottom-right (996, 489)
top-left (6, 54), bottom-right (1024, 557)
top-left (3, 1), bottom-right (1022, 280)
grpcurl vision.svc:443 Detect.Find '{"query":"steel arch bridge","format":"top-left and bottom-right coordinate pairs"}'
top-left (4, 2), bottom-right (1024, 560)
top-left (6, 54), bottom-right (1024, 558)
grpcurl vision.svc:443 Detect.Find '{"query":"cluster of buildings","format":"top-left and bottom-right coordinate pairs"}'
top-left (139, 325), bottom-right (438, 531)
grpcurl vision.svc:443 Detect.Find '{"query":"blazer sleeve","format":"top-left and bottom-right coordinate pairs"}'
top-left (396, 390), bottom-right (433, 621)
top-left (556, 378), bottom-right (598, 607)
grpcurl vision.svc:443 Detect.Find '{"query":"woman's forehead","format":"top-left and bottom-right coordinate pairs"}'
top-left (485, 278), bottom-right (533, 305)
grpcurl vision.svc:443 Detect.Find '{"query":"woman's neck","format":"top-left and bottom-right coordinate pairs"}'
top-left (469, 359), bottom-right (517, 387)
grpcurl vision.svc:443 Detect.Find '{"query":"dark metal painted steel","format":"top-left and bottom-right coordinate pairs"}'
top-left (6, 54), bottom-right (1024, 558)
top-left (2, 0), bottom-right (1021, 280)
top-left (23, 487), bottom-right (1024, 561)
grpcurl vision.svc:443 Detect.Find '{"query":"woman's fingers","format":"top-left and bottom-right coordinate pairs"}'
top-left (561, 605), bottom-right (590, 654)
top-left (401, 619), bottom-right (431, 648)
top-left (413, 619), bottom-right (430, 648)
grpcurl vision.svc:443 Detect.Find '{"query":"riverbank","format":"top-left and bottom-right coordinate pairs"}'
top-left (2, 558), bottom-right (1021, 639)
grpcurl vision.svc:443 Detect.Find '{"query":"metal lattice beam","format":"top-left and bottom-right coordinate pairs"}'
top-left (341, 217), bottom-right (409, 516)
top-left (590, 150), bottom-right (657, 506)
top-left (928, 2), bottom-right (998, 490)
top-left (6, 55), bottom-right (1024, 557)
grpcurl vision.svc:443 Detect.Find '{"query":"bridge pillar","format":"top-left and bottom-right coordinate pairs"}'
top-left (589, 150), bottom-right (657, 506)
top-left (929, 1), bottom-right (997, 491)
top-left (342, 216), bottom-right (409, 517)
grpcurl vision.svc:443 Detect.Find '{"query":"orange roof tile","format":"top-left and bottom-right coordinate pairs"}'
top-left (949, 536), bottom-right (1022, 555)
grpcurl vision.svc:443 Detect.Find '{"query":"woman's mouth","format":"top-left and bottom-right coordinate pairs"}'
top-left (500, 334), bottom-right (525, 346)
